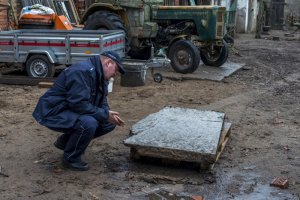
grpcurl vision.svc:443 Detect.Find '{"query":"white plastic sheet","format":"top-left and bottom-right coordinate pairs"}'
top-left (20, 4), bottom-right (55, 19)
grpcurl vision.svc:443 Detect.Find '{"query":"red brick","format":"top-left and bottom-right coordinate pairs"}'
top-left (192, 196), bottom-right (204, 200)
top-left (270, 177), bottom-right (289, 189)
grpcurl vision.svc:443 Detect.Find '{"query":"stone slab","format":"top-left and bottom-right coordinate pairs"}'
top-left (124, 107), bottom-right (226, 163)
top-left (153, 62), bottom-right (245, 81)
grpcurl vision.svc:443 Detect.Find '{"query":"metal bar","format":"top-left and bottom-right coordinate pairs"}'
top-left (13, 33), bottom-right (18, 62)
top-left (65, 35), bottom-right (70, 64)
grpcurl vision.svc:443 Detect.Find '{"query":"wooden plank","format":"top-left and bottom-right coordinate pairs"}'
top-left (0, 75), bottom-right (54, 86)
top-left (68, 0), bottom-right (80, 25)
top-left (210, 123), bottom-right (232, 169)
top-left (9, 0), bottom-right (18, 26)
top-left (38, 81), bottom-right (54, 88)
top-left (217, 122), bottom-right (232, 152)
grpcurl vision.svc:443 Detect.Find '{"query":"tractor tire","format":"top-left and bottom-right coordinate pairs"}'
top-left (200, 41), bottom-right (229, 67)
top-left (26, 55), bottom-right (55, 78)
top-left (168, 40), bottom-right (200, 74)
top-left (83, 11), bottom-right (128, 51)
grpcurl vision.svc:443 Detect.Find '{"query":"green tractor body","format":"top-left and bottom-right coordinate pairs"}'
top-left (82, 0), bottom-right (229, 73)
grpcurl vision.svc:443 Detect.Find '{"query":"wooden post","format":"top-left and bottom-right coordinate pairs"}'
top-left (8, 0), bottom-right (18, 27)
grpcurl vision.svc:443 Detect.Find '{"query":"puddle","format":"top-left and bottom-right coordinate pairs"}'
top-left (211, 170), bottom-right (298, 200)
top-left (229, 183), bottom-right (297, 200)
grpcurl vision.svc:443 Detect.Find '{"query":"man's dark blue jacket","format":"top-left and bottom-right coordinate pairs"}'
top-left (32, 56), bottom-right (109, 129)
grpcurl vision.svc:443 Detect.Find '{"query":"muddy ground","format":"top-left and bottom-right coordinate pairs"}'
top-left (0, 31), bottom-right (299, 200)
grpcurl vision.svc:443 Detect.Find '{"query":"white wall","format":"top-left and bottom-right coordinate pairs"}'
top-left (221, 0), bottom-right (259, 33)
top-left (220, 0), bottom-right (231, 8)
top-left (248, 0), bottom-right (259, 32)
top-left (236, 0), bottom-right (249, 32)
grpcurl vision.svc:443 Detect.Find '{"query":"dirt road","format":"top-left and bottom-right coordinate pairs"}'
top-left (0, 32), bottom-right (299, 199)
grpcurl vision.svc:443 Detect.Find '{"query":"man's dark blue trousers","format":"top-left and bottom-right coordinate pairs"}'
top-left (50, 115), bottom-right (116, 162)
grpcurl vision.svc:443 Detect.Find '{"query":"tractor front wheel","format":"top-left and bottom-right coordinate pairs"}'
top-left (168, 40), bottom-right (200, 74)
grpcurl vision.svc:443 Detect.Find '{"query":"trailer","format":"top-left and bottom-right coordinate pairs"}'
top-left (0, 29), bottom-right (125, 77)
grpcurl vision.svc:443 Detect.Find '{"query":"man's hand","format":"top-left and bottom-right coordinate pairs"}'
top-left (108, 111), bottom-right (125, 126)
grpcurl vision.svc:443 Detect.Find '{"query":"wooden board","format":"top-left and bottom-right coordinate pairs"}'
top-left (0, 75), bottom-right (54, 86)
top-left (38, 81), bottom-right (54, 88)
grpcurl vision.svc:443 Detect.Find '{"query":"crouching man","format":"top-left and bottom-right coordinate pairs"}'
top-left (32, 51), bottom-right (125, 171)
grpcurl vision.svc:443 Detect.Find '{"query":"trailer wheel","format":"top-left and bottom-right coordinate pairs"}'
top-left (26, 55), bottom-right (55, 78)
top-left (83, 11), bottom-right (128, 51)
top-left (153, 73), bottom-right (163, 83)
top-left (168, 40), bottom-right (200, 74)
top-left (200, 41), bottom-right (229, 67)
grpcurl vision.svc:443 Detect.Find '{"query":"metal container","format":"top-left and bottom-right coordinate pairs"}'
top-left (120, 60), bottom-right (147, 87)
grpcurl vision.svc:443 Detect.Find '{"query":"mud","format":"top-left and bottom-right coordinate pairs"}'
top-left (0, 31), bottom-right (299, 199)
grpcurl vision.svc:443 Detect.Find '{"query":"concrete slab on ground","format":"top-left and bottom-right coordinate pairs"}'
top-left (153, 62), bottom-right (245, 81)
top-left (124, 107), bottom-right (227, 164)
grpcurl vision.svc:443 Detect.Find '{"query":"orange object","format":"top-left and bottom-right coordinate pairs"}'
top-left (19, 13), bottom-right (55, 25)
top-left (54, 15), bottom-right (73, 30)
top-left (19, 13), bottom-right (73, 30)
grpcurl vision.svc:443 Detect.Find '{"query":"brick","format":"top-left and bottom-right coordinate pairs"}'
top-left (192, 195), bottom-right (204, 200)
top-left (270, 177), bottom-right (289, 189)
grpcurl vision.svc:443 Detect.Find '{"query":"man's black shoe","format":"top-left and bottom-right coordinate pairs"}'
top-left (54, 140), bottom-right (65, 151)
top-left (63, 159), bottom-right (90, 171)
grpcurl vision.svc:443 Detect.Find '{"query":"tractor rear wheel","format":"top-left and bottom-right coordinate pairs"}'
top-left (84, 11), bottom-right (128, 50)
top-left (200, 41), bottom-right (229, 67)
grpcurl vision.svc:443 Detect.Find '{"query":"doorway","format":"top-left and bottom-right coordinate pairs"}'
top-left (270, 0), bottom-right (285, 29)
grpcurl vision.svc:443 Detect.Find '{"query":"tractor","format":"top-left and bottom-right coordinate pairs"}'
top-left (82, 0), bottom-right (228, 73)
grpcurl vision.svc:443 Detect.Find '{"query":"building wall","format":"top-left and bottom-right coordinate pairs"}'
top-left (222, 0), bottom-right (300, 33)
top-left (0, 0), bottom-right (9, 30)
top-left (73, 0), bottom-right (85, 18)
top-left (284, 0), bottom-right (300, 27)
top-left (236, 0), bottom-right (249, 32)
top-left (1, 0), bottom-right (299, 32)
top-left (247, 0), bottom-right (258, 32)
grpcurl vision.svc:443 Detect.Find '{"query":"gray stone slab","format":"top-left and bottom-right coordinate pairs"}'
top-left (124, 107), bottom-right (226, 163)
top-left (153, 62), bottom-right (245, 81)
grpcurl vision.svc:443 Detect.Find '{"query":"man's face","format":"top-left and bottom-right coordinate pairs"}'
top-left (103, 58), bottom-right (118, 81)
